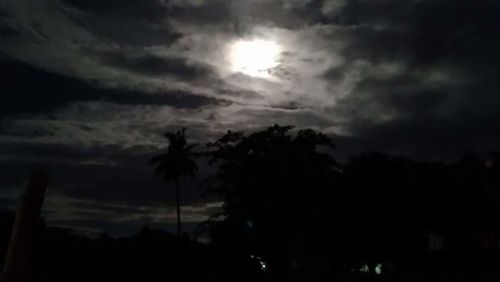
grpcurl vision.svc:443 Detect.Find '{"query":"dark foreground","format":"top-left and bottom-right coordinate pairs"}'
top-left (2, 218), bottom-right (500, 282)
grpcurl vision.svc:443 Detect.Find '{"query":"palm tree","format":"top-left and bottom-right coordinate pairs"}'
top-left (150, 128), bottom-right (198, 236)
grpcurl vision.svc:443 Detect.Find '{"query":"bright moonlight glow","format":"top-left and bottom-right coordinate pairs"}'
top-left (230, 39), bottom-right (281, 78)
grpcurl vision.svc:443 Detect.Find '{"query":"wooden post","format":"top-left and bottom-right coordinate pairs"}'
top-left (2, 170), bottom-right (48, 282)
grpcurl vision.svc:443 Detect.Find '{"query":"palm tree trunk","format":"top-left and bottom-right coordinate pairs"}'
top-left (176, 181), bottom-right (181, 237)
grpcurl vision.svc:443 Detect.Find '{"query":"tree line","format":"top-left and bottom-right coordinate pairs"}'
top-left (1, 124), bottom-right (499, 281)
top-left (150, 124), bottom-right (500, 281)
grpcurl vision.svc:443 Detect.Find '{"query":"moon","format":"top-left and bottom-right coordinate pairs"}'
top-left (230, 39), bottom-right (281, 78)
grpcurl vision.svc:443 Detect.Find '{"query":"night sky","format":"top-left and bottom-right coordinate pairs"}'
top-left (1, 0), bottom-right (500, 235)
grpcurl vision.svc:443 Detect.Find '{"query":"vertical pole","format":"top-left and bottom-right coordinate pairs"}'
top-left (3, 170), bottom-right (48, 282)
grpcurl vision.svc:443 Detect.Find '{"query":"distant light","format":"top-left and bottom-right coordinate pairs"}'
top-left (259, 261), bottom-right (267, 271)
top-left (359, 264), bottom-right (370, 273)
top-left (375, 263), bottom-right (382, 275)
top-left (250, 254), bottom-right (267, 272)
top-left (246, 220), bottom-right (254, 229)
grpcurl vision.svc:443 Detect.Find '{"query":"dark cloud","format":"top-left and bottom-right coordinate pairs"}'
top-left (2, 0), bottom-right (500, 235)
top-left (347, 74), bottom-right (450, 114)
top-left (408, 0), bottom-right (500, 67)
top-left (62, 0), bottom-right (169, 23)
top-left (167, 0), bottom-right (324, 31)
top-left (318, 0), bottom-right (500, 159)
top-left (327, 0), bottom-right (415, 26)
top-left (338, 112), bottom-right (500, 160)
top-left (333, 25), bottom-right (407, 63)
top-left (0, 143), bottom-right (151, 164)
top-left (52, 162), bottom-right (214, 207)
top-left (331, 79), bottom-right (500, 159)
top-left (62, 0), bottom-right (181, 46)
top-left (47, 218), bottom-right (199, 237)
top-left (91, 50), bottom-right (215, 81)
top-left (322, 66), bottom-right (346, 83)
top-left (0, 59), bottom-right (228, 117)
top-left (47, 218), bottom-right (143, 236)
top-left (0, 25), bottom-right (21, 38)
top-left (77, 17), bottom-right (181, 47)
top-left (326, 0), bottom-right (500, 66)
top-left (0, 141), bottom-right (219, 235)
top-left (0, 7), bottom-right (21, 38)
top-left (70, 201), bottom-right (154, 215)
top-left (0, 142), bottom-right (217, 206)
top-left (168, 0), bottom-right (233, 27)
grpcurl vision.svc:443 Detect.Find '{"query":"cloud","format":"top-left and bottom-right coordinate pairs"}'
top-left (0, 60), bottom-right (230, 117)
top-left (321, 0), bottom-right (347, 17)
top-left (90, 49), bottom-right (216, 81)
top-left (2, 0), bottom-right (500, 234)
top-left (61, 0), bottom-right (182, 47)
top-left (2, 0), bottom-right (500, 156)
top-left (62, 0), bottom-right (169, 23)
top-left (41, 194), bottom-right (223, 235)
top-left (0, 145), bottom-right (222, 235)
top-left (312, 0), bottom-right (500, 158)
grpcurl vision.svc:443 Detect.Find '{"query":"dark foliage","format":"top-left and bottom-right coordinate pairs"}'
top-left (200, 125), bottom-right (500, 281)
top-left (1, 125), bottom-right (500, 281)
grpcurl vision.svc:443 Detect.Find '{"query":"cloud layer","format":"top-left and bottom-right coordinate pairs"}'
top-left (1, 0), bottom-right (500, 234)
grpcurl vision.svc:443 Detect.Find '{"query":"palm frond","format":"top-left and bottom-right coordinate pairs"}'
top-left (151, 128), bottom-right (199, 184)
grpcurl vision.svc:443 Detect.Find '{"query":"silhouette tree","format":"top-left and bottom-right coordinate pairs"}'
top-left (202, 125), bottom-right (340, 279)
top-left (150, 128), bottom-right (198, 236)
